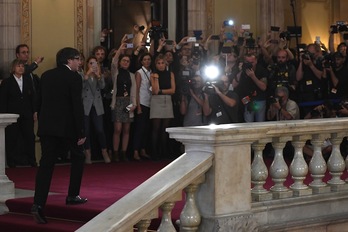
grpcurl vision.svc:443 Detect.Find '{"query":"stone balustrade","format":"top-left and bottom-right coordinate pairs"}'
top-left (76, 118), bottom-right (348, 231)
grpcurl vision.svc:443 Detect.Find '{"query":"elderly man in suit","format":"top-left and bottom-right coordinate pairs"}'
top-left (0, 59), bottom-right (37, 167)
top-left (31, 47), bottom-right (87, 224)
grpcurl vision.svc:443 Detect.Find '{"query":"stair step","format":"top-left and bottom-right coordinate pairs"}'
top-left (0, 212), bottom-right (85, 232)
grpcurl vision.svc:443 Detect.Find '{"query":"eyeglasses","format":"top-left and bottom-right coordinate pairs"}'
top-left (121, 59), bottom-right (130, 63)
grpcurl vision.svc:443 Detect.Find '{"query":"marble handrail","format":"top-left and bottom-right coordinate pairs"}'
top-left (76, 152), bottom-right (213, 232)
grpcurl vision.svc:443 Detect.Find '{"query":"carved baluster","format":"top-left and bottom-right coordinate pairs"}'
top-left (251, 141), bottom-right (272, 201)
top-left (270, 137), bottom-right (292, 198)
top-left (136, 219), bottom-right (151, 232)
top-left (136, 209), bottom-right (158, 232)
top-left (180, 176), bottom-right (204, 232)
top-left (309, 134), bottom-right (330, 194)
top-left (290, 136), bottom-right (312, 196)
top-left (158, 191), bottom-right (182, 232)
top-left (327, 133), bottom-right (347, 191)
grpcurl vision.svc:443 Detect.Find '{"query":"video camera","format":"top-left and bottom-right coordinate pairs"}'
top-left (330, 21), bottom-right (348, 34)
top-left (149, 21), bottom-right (167, 40)
top-left (279, 31), bottom-right (291, 40)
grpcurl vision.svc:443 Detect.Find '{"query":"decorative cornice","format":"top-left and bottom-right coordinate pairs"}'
top-left (21, 0), bottom-right (31, 45)
top-left (76, 0), bottom-right (84, 52)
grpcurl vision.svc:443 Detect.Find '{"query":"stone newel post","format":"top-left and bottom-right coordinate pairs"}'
top-left (0, 114), bottom-right (19, 203)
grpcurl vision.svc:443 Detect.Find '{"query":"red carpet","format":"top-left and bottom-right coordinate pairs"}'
top-left (2, 158), bottom-right (348, 232)
top-left (2, 160), bottom-right (176, 232)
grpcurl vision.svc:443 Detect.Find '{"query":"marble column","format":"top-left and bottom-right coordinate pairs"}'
top-left (257, 0), bottom-right (285, 39)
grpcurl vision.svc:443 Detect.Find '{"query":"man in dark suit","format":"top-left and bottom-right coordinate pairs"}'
top-left (15, 44), bottom-right (44, 94)
top-left (0, 59), bottom-right (37, 167)
top-left (31, 47), bottom-right (87, 224)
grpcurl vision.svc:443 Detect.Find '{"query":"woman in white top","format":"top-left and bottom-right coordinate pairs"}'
top-left (133, 53), bottom-right (152, 160)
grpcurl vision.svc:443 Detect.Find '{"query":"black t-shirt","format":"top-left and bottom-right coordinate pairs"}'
top-left (235, 64), bottom-right (269, 101)
top-left (298, 60), bottom-right (323, 101)
top-left (208, 90), bottom-right (239, 124)
top-left (335, 65), bottom-right (348, 98)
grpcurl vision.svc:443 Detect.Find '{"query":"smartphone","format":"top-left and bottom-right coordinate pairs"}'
top-left (187, 37), bottom-right (196, 42)
top-left (221, 46), bottom-right (232, 54)
top-left (270, 26), bottom-right (280, 32)
top-left (241, 24), bottom-right (251, 30)
top-left (211, 35), bottom-right (220, 40)
top-left (165, 40), bottom-right (173, 45)
top-left (315, 36), bottom-right (320, 44)
top-left (126, 43), bottom-right (134, 48)
top-left (126, 33), bottom-right (134, 39)
top-left (330, 25), bottom-right (338, 34)
top-left (91, 61), bottom-right (98, 72)
top-left (223, 20), bottom-right (234, 27)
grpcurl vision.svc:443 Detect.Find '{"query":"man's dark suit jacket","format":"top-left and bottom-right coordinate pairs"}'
top-left (37, 65), bottom-right (85, 140)
top-left (0, 74), bottom-right (35, 118)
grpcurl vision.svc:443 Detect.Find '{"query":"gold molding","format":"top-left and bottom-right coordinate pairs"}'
top-left (21, 0), bottom-right (31, 45)
top-left (206, 0), bottom-right (214, 35)
top-left (75, 0), bottom-right (84, 52)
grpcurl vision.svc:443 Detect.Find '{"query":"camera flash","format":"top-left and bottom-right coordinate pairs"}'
top-left (204, 65), bottom-right (220, 80)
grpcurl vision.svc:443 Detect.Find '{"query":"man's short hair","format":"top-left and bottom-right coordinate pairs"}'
top-left (15, 44), bottom-right (29, 54)
top-left (91, 46), bottom-right (107, 56)
top-left (56, 47), bottom-right (80, 66)
top-left (275, 86), bottom-right (289, 97)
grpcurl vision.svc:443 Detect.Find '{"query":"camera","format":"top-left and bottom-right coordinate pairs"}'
top-left (149, 21), bottom-right (167, 40)
top-left (242, 62), bottom-right (253, 71)
top-left (330, 21), bottom-right (348, 34)
top-left (203, 80), bottom-right (223, 95)
top-left (301, 51), bottom-right (312, 60)
top-left (224, 20), bottom-right (234, 27)
top-left (279, 31), bottom-right (291, 40)
top-left (269, 96), bottom-right (279, 104)
top-left (323, 54), bottom-right (333, 68)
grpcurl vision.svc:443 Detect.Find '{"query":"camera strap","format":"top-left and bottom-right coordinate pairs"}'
top-left (141, 67), bottom-right (151, 84)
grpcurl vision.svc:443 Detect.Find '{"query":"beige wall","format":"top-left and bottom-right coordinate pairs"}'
top-left (214, 0), bottom-right (257, 34)
top-left (31, 0), bottom-right (76, 76)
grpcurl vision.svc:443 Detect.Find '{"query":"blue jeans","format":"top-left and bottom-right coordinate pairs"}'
top-left (84, 106), bottom-right (107, 149)
top-left (244, 100), bottom-right (266, 122)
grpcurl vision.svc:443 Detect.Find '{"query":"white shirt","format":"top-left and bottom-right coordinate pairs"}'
top-left (136, 66), bottom-right (152, 107)
top-left (13, 74), bottom-right (23, 92)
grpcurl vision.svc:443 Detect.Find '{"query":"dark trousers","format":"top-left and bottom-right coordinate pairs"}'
top-left (33, 136), bottom-right (85, 207)
top-left (5, 117), bottom-right (35, 166)
top-left (84, 106), bottom-right (107, 150)
top-left (133, 105), bottom-right (150, 151)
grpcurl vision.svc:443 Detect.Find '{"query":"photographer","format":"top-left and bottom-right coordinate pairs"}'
top-left (203, 74), bottom-right (239, 124)
top-left (267, 49), bottom-right (297, 100)
top-left (296, 43), bottom-right (324, 105)
top-left (180, 75), bottom-right (206, 126)
top-left (323, 52), bottom-right (348, 99)
top-left (233, 54), bottom-right (269, 122)
top-left (267, 86), bottom-right (300, 121)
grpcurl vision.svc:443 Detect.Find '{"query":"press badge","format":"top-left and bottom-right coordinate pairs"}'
top-left (216, 111), bottom-right (222, 117)
top-left (306, 80), bottom-right (312, 85)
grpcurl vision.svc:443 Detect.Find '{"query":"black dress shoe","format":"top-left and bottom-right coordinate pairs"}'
top-left (31, 204), bottom-right (47, 224)
top-left (65, 195), bottom-right (88, 205)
